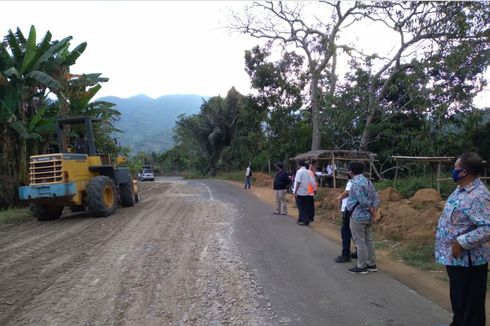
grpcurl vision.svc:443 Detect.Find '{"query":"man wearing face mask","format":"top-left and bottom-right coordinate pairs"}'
top-left (435, 152), bottom-right (490, 326)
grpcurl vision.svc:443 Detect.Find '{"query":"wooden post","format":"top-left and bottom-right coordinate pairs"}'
top-left (394, 158), bottom-right (399, 189)
top-left (332, 154), bottom-right (336, 188)
top-left (430, 163), bottom-right (434, 189)
top-left (437, 161), bottom-right (441, 192)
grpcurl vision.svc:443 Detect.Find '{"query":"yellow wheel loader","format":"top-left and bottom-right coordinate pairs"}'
top-left (18, 116), bottom-right (138, 220)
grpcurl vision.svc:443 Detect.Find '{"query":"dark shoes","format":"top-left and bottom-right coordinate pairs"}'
top-left (347, 266), bottom-right (369, 274)
top-left (367, 264), bottom-right (378, 272)
top-left (296, 221), bottom-right (309, 226)
top-left (335, 255), bottom-right (351, 263)
top-left (351, 252), bottom-right (358, 259)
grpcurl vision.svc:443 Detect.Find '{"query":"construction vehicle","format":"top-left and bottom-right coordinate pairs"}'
top-left (18, 116), bottom-right (138, 220)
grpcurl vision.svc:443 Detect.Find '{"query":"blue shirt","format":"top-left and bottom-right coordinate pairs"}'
top-left (345, 174), bottom-right (379, 221)
top-left (435, 178), bottom-right (490, 267)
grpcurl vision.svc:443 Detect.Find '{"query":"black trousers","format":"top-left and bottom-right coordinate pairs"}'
top-left (341, 211), bottom-right (352, 257)
top-left (305, 196), bottom-right (315, 222)
top-left (295, 195), bottom-right (309, 224)
top-left (446, 262), bottom-right (488, 326)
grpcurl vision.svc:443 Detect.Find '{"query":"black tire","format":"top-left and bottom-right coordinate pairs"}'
top-left (119, 183), bottom-right (135, 207)
top-left (33, 204), bottom-right (63, 221)
top-left (86, 176), bottom-right (117, 217)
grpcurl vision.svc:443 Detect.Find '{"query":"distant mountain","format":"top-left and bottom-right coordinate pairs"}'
top-left (99, 94), bottom-right (206, 153)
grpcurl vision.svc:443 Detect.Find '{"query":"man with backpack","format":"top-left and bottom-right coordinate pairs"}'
top-left (345, 161), bottom-right (380, 274)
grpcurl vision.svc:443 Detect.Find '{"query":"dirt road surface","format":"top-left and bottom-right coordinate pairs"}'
top-left (0, 178), bottom-right (451, 325)
top-left (0, 178), bottom-right (268, 325)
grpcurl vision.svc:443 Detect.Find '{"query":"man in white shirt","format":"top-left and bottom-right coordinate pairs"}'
top-left (244, 165), bottom-right (252, 189)
top-left (293, 161), bottom-right (311, 226)
top-left (326, 163), bottom-right (335, 188)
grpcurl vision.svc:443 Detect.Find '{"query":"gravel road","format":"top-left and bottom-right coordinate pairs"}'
top-left (0, 178), bottom-right (269, 326)
top-left (0, 177), bottom-right (452, 326)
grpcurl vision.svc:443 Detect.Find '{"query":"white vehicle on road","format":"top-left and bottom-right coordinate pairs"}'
top-left (138, 168), bottom-right (154, 181)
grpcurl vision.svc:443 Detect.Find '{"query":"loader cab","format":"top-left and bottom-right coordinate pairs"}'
top-left (56, 116), bottom-right (99, 156)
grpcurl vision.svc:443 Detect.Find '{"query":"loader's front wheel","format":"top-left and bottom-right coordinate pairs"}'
top-left (86, 176), bottom-right (117, 217)
top-left (33, 205), bottom-right (63, 221)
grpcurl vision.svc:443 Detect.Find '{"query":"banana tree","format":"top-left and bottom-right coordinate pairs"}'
top-left (0, 25), bottom-right (85, 184)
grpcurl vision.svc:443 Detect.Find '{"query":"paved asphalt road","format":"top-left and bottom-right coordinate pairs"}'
top-left (198, 179), bottom-right (451, 326)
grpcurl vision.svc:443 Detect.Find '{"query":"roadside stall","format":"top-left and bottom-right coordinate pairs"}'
top-left (290, 150), bottom-right (378, 188)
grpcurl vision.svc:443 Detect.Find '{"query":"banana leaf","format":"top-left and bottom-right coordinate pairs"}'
top-left (10, 120), bottom-right (30, 139)
top-left (20, 25), bottom-right (37, 74)
top-left (64, 42), bottom-right (87, 66)
top-left (26, 71), bottom-right (61, 91)
top-left (3, 67), bottom-right (21, 79)
top-left (31, 36), bottom-right (72, 71)
top-left (5, 30), bottom-right (21, 59)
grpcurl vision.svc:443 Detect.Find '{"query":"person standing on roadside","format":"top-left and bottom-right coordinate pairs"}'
top-left (335, 172), bottom-right (357, 263)
top-left (435, 152), bottom-right (490, 326)
top-left (244, 164), bottom-right (252, 189)
top-left (325, 163), bottom-right (335, 188)
top-left (273, 162), bottom-right (290, 215)
top-left (345, 161), bottom-right (380, 274)
top-left (293, 160), bottom-right (310, 226)
top-left (306, 160), bottom-right (318, 223)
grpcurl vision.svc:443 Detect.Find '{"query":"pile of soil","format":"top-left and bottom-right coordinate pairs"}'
top-left (316, 187), bottom-right (444, 246)
top-left (410, 188), bottom-right (442, 203)
top-left (253, 173), bottom-right (274, 188)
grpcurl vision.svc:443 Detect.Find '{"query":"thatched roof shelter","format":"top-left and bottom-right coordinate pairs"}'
top-left (290, 150), bottom-right (378, 188)
top-left (290, 149), bottom-right (376, 162)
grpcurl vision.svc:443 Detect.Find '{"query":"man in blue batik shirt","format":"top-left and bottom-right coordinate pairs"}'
top-left (345, 161), bottom-right (380, 274)
top-left (435, 152), bottom-right (490, 326)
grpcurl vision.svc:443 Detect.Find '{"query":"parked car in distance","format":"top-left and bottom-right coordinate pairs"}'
top-left (138, 168), bottom-right (155, 181)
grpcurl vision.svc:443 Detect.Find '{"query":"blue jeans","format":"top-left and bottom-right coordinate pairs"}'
top-left (244, 176), bottom-right (251, 189)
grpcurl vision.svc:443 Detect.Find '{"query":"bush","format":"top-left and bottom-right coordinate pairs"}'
top-left (0, 208), bottom-right (33, 224)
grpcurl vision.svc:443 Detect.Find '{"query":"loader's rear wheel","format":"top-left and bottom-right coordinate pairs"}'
top-left (33, 205), bottom-right (63, 221)
top-left (119, 183), bottom-right (135, 207)
top-left (86, 176), bottom-right (117, 217)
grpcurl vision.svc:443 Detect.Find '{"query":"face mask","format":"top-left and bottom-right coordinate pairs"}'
top-left (452, 168), bottom-right (464, 183)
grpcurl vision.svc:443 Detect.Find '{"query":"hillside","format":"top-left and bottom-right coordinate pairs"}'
top-left (99, 94), bottom-right (205, 153)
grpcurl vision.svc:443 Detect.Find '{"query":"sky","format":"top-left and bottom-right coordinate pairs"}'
top-left (1, 1), bottom-right (488, 106)
top-left (1, 1), bottom-right (256, 99)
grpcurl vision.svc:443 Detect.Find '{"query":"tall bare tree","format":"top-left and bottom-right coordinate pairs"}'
top-left (356, 2), bottom-right (490, 150)
top-left (230, 1), bottom-right (364, 150)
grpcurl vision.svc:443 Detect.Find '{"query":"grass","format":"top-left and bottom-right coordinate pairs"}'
top-left (214, 171), bottom-right (246, 182)
top-left (0, 208), bottom-right (33, 225)
top-left (393, 243), bottom-right (442, 271)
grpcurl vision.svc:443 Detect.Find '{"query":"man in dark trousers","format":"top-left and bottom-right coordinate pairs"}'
top-left (293, 160), bottom-right (310, 226)
top-left (273, 162), bottom-right (290, 215)
top-left (435, 152), bottom-right (490, 326)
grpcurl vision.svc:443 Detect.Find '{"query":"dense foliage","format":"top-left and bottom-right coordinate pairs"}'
top-left (0, 26), bottom-right (121, 207)
top-left (155, 1), bottom-right (489, 177)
